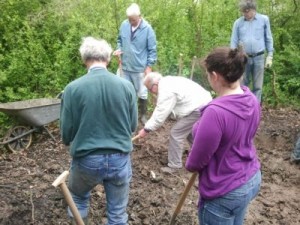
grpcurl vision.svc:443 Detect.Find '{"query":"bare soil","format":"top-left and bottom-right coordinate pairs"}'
top-left (0, 107), bottom-right (299, 225)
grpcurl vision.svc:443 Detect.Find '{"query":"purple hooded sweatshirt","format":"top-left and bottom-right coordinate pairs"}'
top-left (186, 86), bottom-right (261, 201)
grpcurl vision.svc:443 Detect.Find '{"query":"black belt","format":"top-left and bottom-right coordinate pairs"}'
top-left (247, 51), bottom-right (264, 57)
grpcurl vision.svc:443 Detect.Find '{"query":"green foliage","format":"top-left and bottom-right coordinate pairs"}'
top-left (0, 0), bottom-right (299, 110)
top-left (263, 42), bottom-right (300, 107)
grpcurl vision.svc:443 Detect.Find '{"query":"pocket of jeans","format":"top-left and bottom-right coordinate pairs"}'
top-left (224, 172), bottom-right (261, 201)
top-left (222, 184), bottom-right (249, 201)
top-left (110, 154), bottom-right (132, 185)
top-left (202, 200), bottom-right (233, 222)
top-left (74, 155), bottom-right (106, 177)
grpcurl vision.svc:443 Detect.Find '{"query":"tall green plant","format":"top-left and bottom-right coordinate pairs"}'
top-left (0, 0), bottom-right (299, 108)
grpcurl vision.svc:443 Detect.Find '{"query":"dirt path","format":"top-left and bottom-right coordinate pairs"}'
top-left (0, 107), bottom-right (299, 225)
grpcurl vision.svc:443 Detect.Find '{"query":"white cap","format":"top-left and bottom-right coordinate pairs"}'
top-left (126, 3), bottom-right (141, 16)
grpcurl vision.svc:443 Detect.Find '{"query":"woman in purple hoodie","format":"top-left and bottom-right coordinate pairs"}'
top-left (186, 47), bottom-right (261, 225)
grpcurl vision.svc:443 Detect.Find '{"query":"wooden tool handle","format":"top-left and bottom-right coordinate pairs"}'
top-left (53, 171), bottom-right (85, 225)
top-left (178, 53), bottom-right (183, 76)
top-left (131, 134), bottom-right (140, 142)
top-left (190, 56), bottom-right (197, 80)
top-left (52, 171), bottom-right (69, 187)
top-left (61, 182), bottom-right (85, 225)
top-left (169, 172), bottom-right (197, 225)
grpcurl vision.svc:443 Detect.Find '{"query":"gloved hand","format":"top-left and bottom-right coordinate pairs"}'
top-left (265, 56), bottom-right (273, 68)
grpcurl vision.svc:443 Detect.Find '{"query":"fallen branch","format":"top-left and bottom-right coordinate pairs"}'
top-left (30, 186), bottom-right (35, 224)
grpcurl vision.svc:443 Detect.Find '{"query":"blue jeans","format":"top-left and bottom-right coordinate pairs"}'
top-left (68, 153), bottom-right (132, 225)
top-left (123, 70), bottom-right (148, 99)
top-left (199, 170), bottom-right (261, 225)
top-left (242, 55), bottom-right (265, 102)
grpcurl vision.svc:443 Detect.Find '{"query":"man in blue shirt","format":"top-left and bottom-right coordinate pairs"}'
top-left (230, 0), bottom-right (274, 103)
top-left (113, 3), bottom-right (157, 124)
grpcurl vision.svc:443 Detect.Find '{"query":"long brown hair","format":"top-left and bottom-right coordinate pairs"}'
top-left (203, 47), bottom-right (248, 83)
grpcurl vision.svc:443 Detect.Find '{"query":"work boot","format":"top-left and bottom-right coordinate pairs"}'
top-left (71, 217), bottom-right (89, 225)
top-left (139, 98), bottom-right (148, 125)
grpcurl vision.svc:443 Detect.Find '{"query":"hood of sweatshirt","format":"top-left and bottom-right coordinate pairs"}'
top-left (201, 86), bottom-right (260, 120)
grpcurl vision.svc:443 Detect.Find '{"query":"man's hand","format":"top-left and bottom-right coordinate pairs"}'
top-left (144, 66), bottom-right (152, 75)
top-left (113, 49), bottom-right (123, 56)
top-left (265, 56), bottom-right (273, 68)
top-left (138, 128), bottom-right (149, 138)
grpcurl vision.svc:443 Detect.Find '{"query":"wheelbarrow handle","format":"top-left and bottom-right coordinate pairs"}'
top-left (169, 172), bottom-right (197, 225)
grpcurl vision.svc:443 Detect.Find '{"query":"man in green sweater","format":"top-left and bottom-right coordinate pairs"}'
top-left (60, 37), bottom-right (138, 224)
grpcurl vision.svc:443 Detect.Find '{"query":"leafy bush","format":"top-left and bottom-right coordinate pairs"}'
top-left (0, 0), bottom-right (299, 124)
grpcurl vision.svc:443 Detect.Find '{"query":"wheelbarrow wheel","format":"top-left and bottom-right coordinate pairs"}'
top-left (5, 126), bottom-right (33, 152)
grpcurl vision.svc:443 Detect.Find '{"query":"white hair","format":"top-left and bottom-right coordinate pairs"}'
top-left (79, 37), bottom-right (112, 63)
top-left (126, 3), bottom-right (141, 16)
top-left (144, 72), bottom-right (162, 86)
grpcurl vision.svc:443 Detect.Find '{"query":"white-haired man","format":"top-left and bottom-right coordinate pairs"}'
top-left (138, 72), bottom-right (212, 173)
top-left (60, 37), bottom-right (138, 224)
top-left (113, 3), bottom-right (157, 124)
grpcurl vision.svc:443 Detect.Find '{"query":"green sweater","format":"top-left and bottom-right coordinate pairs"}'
top-left (60, 67), bottom-right (138, 158)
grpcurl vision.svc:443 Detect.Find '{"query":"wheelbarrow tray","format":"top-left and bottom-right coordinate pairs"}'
top-left (0, 98), bottom-right (61, 127)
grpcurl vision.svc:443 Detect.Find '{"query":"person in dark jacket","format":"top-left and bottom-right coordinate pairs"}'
top-left (60, 36), bottom-right (138, 225)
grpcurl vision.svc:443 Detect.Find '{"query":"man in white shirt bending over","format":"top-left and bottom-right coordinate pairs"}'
top-left (138, 72), bottom-right (212, 173)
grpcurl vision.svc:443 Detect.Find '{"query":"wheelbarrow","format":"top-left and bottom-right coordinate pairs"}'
top-left (0, 98), bottom-right (61, 152)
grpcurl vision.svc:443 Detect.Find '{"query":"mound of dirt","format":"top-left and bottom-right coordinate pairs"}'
top-left (0, 107), bottom-right (299, 225)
